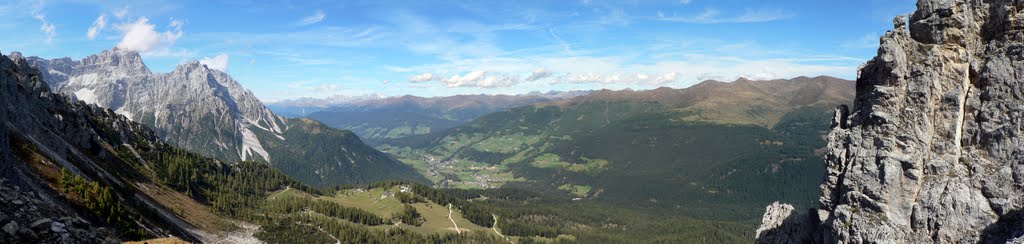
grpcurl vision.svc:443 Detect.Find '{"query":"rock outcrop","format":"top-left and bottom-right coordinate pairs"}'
top-left (0, 52), bottom-right (206, 242)
top-left (0, 179), bottom-right (116, 243)
top-left (756, 0), bottom-right (1024, 243)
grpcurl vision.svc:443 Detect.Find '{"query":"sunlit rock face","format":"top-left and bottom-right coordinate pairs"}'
top-left (19, 48), bottom-right (285, 163)
top-left (757, 0), bottom-right (1024, 242)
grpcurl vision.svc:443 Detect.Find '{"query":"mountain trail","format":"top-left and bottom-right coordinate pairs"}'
top-left (492, 214), bottom-right (513, 243)
top-left (448, 203), bottom-right (461, 234)
top-left (270, 186), bottom-right (290, 200)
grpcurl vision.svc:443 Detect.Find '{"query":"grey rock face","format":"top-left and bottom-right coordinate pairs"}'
top-left (757, 0), bottom-right (1024, 243)
top-left (20, 49), bottom-right (286, 163)
top-left (0, 179), bottom-right (115, 243)
top-left (1, 52), bottom-right (201, 242)
top-left (755, 202), bottom-right (814, 244)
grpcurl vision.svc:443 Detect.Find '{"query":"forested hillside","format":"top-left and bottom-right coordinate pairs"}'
top-left (382, 76), bottom-right (853, 222)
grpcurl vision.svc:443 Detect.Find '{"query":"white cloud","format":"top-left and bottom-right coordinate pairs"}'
top-left (409, 70), bottom-right (522, 88)
top-left (560, 72), bottom-right (677, 85)
top-left (654, 72), bottom-right (681, 84)
top-left (296, 10), bottom-right (326, 26)
top-left (441, 71), bottom-right (520, 88)
top-left (87, 14), bottom-right (107, 40)
top-left (199, 53), bottom-right (229, 72)
top-left (33, 14), bottom-right (56, 44)
top-left (525, 67), bottom-right (553, 81)
top-left (443, 70), bottom-right (486, 86)
top-left (115, 17), bottom-right (183, 53)
top-left (409, 73), bottom-right (435, 82)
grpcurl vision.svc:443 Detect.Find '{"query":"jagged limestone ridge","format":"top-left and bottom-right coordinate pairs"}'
top-left (756, 0), bottom-right (1024, 243)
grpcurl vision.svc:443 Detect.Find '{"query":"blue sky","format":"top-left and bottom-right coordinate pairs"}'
top-left (2, 0), bottom-right (916, 101)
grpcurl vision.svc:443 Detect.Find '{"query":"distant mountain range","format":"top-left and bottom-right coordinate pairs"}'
top-left (296, 91), bottom-right (590, 143)
top-left (383, 76), bottom-right (854, 220)
top-left (267, 91), bottom-right (588, 118)
top-left (16, 49), bottom-right (426, 187)
top-left (266, 94), bottom-right (387, 117)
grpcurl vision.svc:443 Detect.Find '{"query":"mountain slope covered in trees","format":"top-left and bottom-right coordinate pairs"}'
top-left (383, 76), bottom-right (854, 221)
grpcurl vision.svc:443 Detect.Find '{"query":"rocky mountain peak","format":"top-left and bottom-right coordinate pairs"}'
top-left (756, 0), bottom-right (1024, 243)
top-left (7, 51), bottom-right (23, 61)
top-left (18, 49), bottom-right (285, 163)
top-left (173, 60), bottom-right (207, 73)
top-left (81, 48), bottom-right (150, 75)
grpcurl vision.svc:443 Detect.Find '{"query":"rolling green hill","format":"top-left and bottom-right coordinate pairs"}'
top-left (382, 76), bottom-right (854, 221)
top-left (253, 118), bottom-right (429, 187)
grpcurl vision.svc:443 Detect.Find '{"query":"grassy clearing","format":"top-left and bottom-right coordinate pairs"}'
top-left (436, 134), bottom-right (485, 154)
top-left (470, 134), bottom-right (541, 154)
top-left (530, 153), bottom-right (610, 175)
top-left (267, 186), bottom-right (494, 237)
top-left (558, 184), bottom-right (593, 197)
top-left (325, 187), bottom-right (406, 218)
top-left (398, 202), bottom-right (490, 235)
top-left (530, 153), bottom-right (571, 169)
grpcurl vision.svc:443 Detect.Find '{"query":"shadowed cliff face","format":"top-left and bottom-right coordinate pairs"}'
top-left (757, 0), bottom-right (1024, 243)
top-left (0, 52), bottom-right (204, 242)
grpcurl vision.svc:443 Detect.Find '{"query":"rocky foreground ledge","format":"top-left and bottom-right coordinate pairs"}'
top-left (0, 179), bottom-right (116, 243)
top-left (756, 0), bottom-right (1024, 243)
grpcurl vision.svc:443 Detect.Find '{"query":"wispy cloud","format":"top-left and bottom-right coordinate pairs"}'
top-left (192, 26), bottom-right (385, 50)
top-left (840, 33), bottom-right (881, 49)
top-left (548, 28), bottom-right (572, 54)
top-left (296, 10), bottom-right (326, 26)
top-left (87, 14), bottom-right (107, 39)
top-left (114, 6), bottom-right (129, 18)
top-left (654, 8), bottom-right (792, 24)
top-left (33, 13), bottom-right (56, 44)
